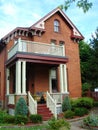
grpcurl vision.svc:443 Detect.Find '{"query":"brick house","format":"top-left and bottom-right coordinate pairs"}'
top-left (0, 8), bottom-right (84, 119)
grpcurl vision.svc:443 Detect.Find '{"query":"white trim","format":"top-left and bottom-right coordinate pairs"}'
top-left (33, 8), bottom-right (82, 37)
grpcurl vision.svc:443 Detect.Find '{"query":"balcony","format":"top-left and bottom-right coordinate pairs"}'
top-left (8, 39), bottom-right (65, 60)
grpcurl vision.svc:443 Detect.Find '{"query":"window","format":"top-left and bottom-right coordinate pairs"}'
top-left (51, 39), bottom-right (56, 45)
top-left (59, 41), bottom-right (65, 46)
top-left (54, 20), bottom-right (60, 32)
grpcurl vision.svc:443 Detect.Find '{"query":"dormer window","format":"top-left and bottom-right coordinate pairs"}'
top-left (54, 20), bottom-right (60, 33)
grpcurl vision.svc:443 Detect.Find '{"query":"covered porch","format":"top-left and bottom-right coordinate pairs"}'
top-left (6, 39), bottom-right (69, 117)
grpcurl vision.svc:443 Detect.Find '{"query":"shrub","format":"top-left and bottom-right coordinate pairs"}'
top-left (30, 114), bottom-right (42, 123)
top-left (3, 115), bottom-right (15, 124)
top-left (0, 109), bottom-right (8, 123)
top-left (74, 107), bottom-right (89, 117)
top-left (72, 97), bottom-right (94, 110)
top-left (64, 110), bottom-right (75, 119)
top-left (93, 101), bottom-right (98, 107)
top-left (62, 96), bottom-right (71, 112)
top-left (82, 83), bottom-right (91, 96)
top-left (48, 117), bottom-right (70, 130)
top-left (15, 115), bottom-right (28, 124)
top-left (15, 97), bottom-right (28, 116)
top-left (83, 114), bottom-right (98, 127)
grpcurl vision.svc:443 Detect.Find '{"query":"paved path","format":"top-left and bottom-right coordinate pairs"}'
top-left (70, 120), bottom-right (87, 130)
top-left (69, 107), bottom-right (98, 130)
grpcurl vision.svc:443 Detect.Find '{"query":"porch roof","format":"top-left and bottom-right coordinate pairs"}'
top-left (6, 52), bottom-right (68, 67)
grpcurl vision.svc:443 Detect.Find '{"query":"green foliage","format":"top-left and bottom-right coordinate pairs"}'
top-left (15, 115), bottom-right (28, 124)
top-left (89, 28), bottom-right (98, 89)
top-left (15, 97), bottom-right (28, 116)
top-left (3, 115), bottom-right (15, 124)
top-left (59, 0), bottom-right (92, 13)
top-left (93, 101), bottom-right (98, 107)
top-left (48, 117), bottom-right (70, 130)
top-left (64, 110), bottom-right (75, 119)
top-left (62, 96), bottom-right (71, 112)
top-left (0, 109), bottom-right (8, 123)
top-left (30, 114), bottom-right (42, 123)
top-left (72, 97), bottom-right (94, 109)
top-left (83, 114), bottom-right (98, 127)
top-left (74, 107), bottom-right (89, 117)
top-left (79, 41), bottom-right (92, 84)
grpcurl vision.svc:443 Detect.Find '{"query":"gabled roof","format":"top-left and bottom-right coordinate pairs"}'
top-left (30, 7), bottom-right (84, 40)
top-left (1, 7), bottom-right (84, 43)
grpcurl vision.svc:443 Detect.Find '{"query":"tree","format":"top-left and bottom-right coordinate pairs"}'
top-left (15, 97), bottom-right (28, 116)
top-left (59, 0), bottom-right (93, 13)
top-left (79, 40), bottom-right (92, 83)
top-left (79, 28), bottom-right (98, 91)
top-left (89, 28), bottom-right (98, 89)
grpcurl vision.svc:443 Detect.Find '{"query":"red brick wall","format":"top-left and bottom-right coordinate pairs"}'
top-left (33, 12), bottom-right (82, 97)
top-left (0, 11), bottom-right (82, 103)
top-left (0, 48), bottom-right (6, 107)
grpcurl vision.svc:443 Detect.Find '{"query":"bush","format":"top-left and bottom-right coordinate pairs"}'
top-left (30, 114), bottom-right (42, 123)
top-left (72, 97), bottom-right (94, 110)
top-left (83, 114), bottom-right (98, 127)
top-left (15, 97), bottom-right (28, 116)
top-left (74, 107), bottom-right (89, 117)
top-left (82, 83), bottom-right (91, 96)
top-left (93, 101), bottom-right (98, 107)
top-left (15, 115), bottom-right (28, 124)
top-left (64, 110), bottom-right (75, 119)
top-left (0, 109), bottom-right (8, 123)
top-left (62, 96), bottom-right (71, 112)
top-left (3, 115), bottom-right (15, 124)
top-left (48, 117), bottom-right (70, 130)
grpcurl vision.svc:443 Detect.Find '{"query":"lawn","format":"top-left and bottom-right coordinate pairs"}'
top-left (0, 125), bottom-right (48, 130)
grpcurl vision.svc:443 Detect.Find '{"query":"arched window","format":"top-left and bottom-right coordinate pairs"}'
top-left (54, 20), bottom-right (60, 32)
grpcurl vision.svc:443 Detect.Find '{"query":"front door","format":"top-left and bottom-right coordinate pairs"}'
top-left (49, 68), bottom-right (58, 93)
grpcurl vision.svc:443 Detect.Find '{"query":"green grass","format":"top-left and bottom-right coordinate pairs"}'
top-left (0, 125), bottom-right (48, 130)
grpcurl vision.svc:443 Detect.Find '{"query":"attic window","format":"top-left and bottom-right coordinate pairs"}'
top-left (54, 20), bottom-right (60, 33)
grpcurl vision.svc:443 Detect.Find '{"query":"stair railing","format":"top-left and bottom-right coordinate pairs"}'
top-left (28, 91), bottom-right (37, 114)
top-left (46, 91), bottom-right (57, 119)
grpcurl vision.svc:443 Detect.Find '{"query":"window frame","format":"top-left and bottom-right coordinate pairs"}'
top-left (54, 19), bottom-right (60, 33)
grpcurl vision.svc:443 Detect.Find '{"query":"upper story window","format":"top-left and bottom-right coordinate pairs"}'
top-left (54, 20), bottom-right (60, 33)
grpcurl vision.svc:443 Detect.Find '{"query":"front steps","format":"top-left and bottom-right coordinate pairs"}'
top-left (37, 104), bottom-right (53, 121)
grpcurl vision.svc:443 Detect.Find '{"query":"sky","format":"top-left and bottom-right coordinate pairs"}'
top-left (0, 0), bottom-right (97, 42)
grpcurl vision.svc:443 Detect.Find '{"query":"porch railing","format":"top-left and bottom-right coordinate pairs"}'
top-left (28, 91), bottom-right (37, 114)
top-left (50, 92), bottom-right (69, 104)
top-left (7, 94), bottom-right (15, 105)
top-left (8, 39), bottom-right (65, 59)
top-left (46, 91), bottom-right (57, 119)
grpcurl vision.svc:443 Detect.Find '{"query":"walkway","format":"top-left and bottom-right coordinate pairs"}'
top-left (70, 107), bottom-right (98, 130)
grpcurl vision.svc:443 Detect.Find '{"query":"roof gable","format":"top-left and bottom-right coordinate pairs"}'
top-left (30, 7), bottom-right (84, 40)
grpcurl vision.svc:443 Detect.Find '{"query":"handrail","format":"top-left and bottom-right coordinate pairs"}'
top-left (46, 91), bottom-right (57, 119)
top-left (28, 91), bottom-right (37, 114)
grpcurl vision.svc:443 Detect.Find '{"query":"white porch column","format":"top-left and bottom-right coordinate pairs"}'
top-left (63, 64), bottom-right (68, 92)
top-left (60, 64), bottom-right (64, 93)
top-left (16, 60), bottom-right (21, 94)
top-left (6, 68), bottom-right (10, 95)
top-left (22, 61), bottom-right (26, 94)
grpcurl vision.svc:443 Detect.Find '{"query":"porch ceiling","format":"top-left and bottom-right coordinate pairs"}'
top-left (6, 52), bottom-right (68, 67)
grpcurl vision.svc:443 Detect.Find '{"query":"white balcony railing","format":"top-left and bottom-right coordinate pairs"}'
top-left (8, 39), bottom-right (65, 59)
